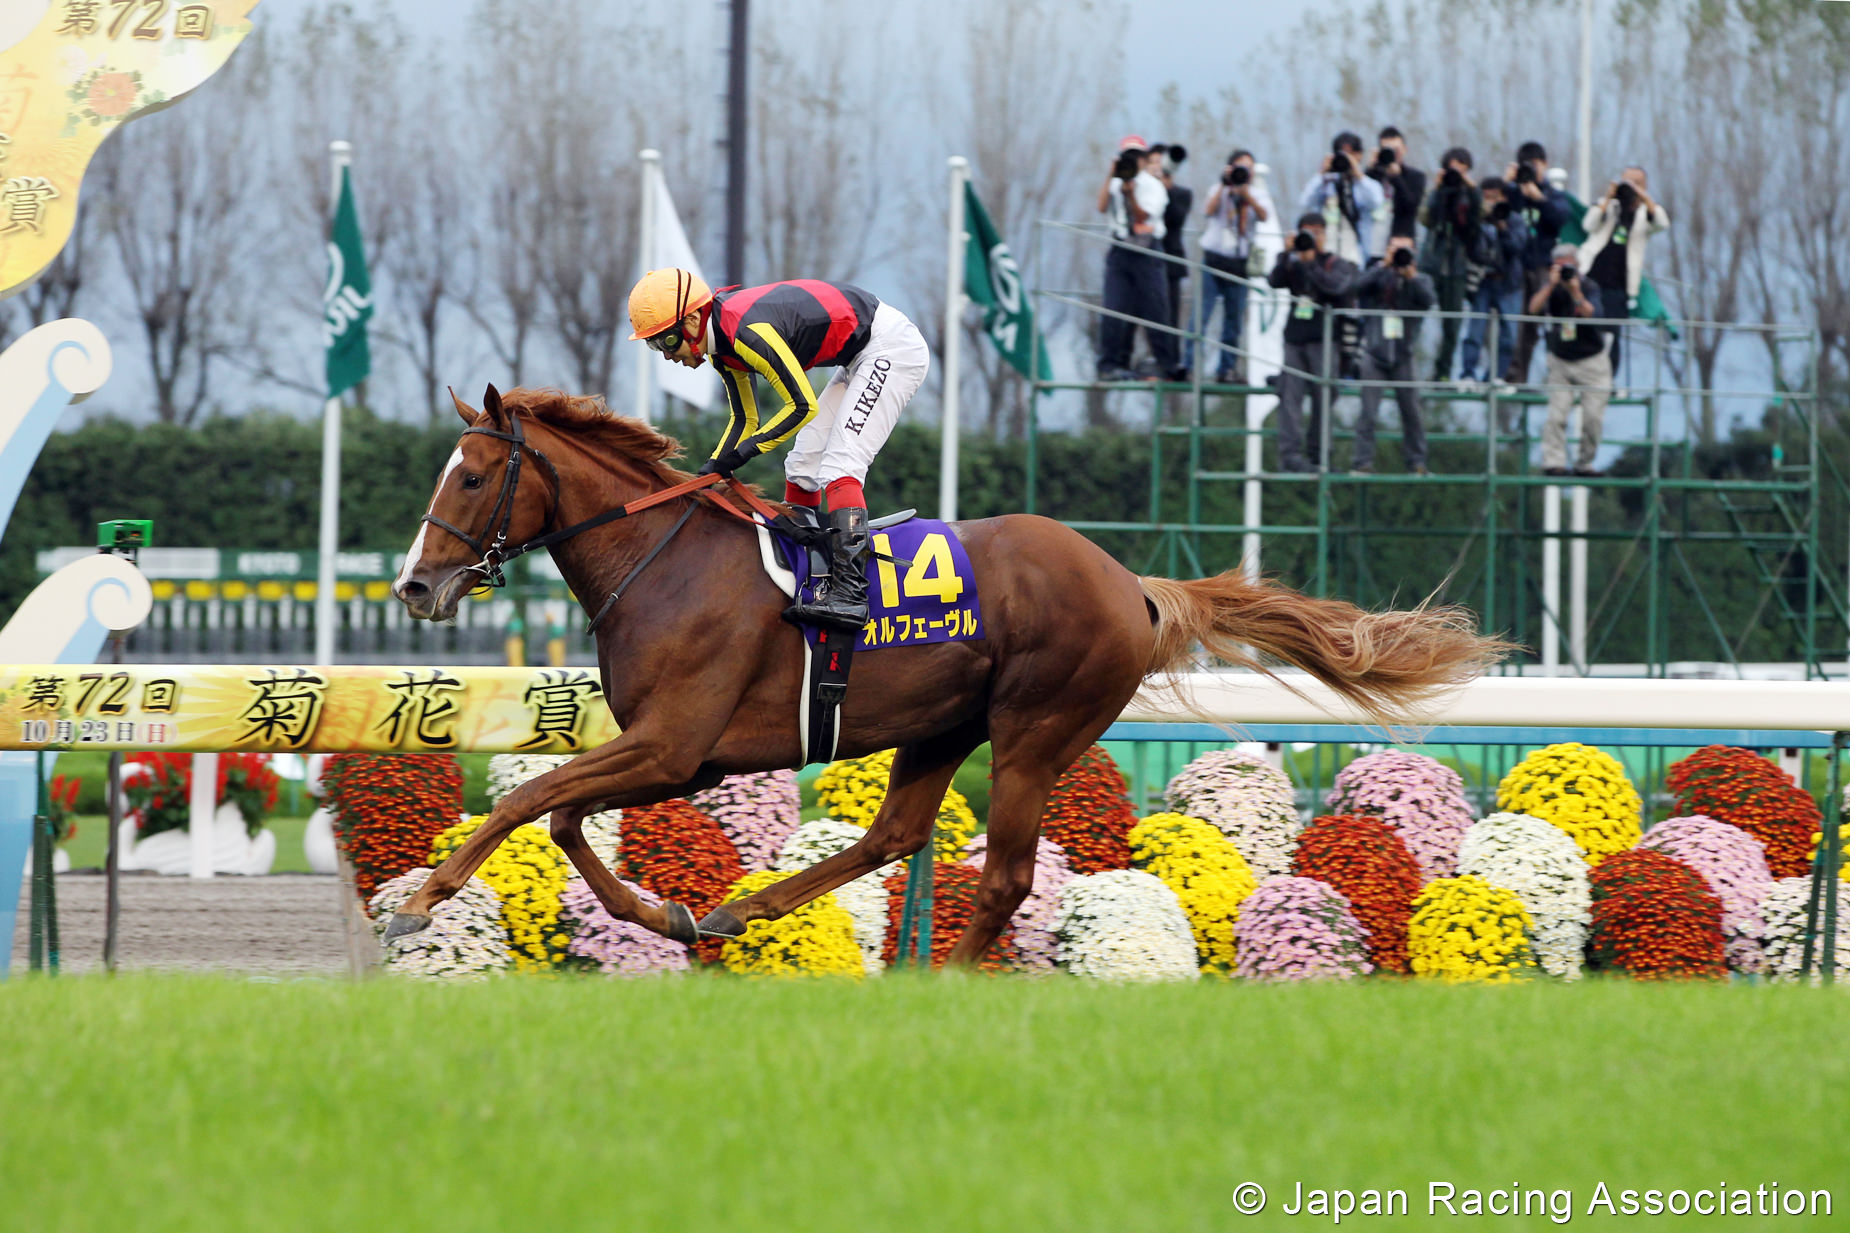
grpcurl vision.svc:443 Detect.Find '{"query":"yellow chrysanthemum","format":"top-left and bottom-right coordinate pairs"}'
top-left (432, 817), bottom-right (572, 973)
top-left (1129, 812), bottom-right (1259, 974)
top-left (1495, 743), bottom-right (1641, 866)
top-left (1809, 823), bottom-right (1850, 880)
top-left (814, 749), bottom-right (978, 861)
top-left (1407, 874), bottom-right (1539, 983)
top-left (718, 870), bottom-right (864, 977)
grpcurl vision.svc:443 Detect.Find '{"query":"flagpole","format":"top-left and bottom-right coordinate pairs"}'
top-left (940, 156), bottom-right (968, 522)
top-left (635, 148), bottom-right (661, 426)
top-left (315, 140), bottom-right (350, 668)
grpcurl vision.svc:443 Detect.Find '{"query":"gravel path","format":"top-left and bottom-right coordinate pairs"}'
top-left (10, 873), bottom-right (362, 977)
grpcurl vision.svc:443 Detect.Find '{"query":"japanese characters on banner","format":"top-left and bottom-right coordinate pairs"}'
top-left (0, 665), bottom-right (623, 754)
top-left (0, 0), bottom-right (261, 298)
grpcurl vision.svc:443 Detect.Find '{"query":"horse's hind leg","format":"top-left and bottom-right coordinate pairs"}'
top-left (700, 725), bottom-right (982, 936)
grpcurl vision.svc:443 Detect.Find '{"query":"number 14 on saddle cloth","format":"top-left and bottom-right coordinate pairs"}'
top-left (775, 516), bottom-right (984, 650)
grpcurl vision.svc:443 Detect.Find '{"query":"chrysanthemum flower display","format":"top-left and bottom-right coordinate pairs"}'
top-left (1757, 877), bottom-right (1850, 981)
top-left (1407, 874), bottom-right (1540, 983)
top-left (1289, 814), bottom-right (1422, 973)
top-left (963, 834), bottom-right (1074, 973)
top-left (557, 877), bottom-right (691, 976)
top-left (1231, 875), bottom-right (1374, 980)
top-left (690, 770), bottom-right (802, 872)
top-left (777, 820), bottom-right (892, 974)
top-left (1037, 745), bottom-right (1139, 874)
top-left (1666, 746), bottom-right (1820, 878)
top-left (814, 749), bottom-right (978, 861)
top-left (485, 752), bottom-right (619, 869)
top-left (881, 861), bottom-right (1016, 971)
top-left (1496, 742), bottom-right (1641, 866)
top-left (1163, 750), bottom-right (1300, 877)
top-left (718, 870), bottom-right (864, 977)
top-left (431, 818), bottom-right (573, 972)
top-left (1637, 814), bottom-right (1775, 973)
top-left (1326, 751), bottom-right (1474, 882)
top-left (369, 869), bottom-right (510, 980)
top-left (321, 753), bottom-right (464, 897)
top-left (1127, 812), bottom-right (1258, 973)
top-left (617, 799), bottom-right (745, 961)
top-left (1054, 869), bottom-right (1200, 982)
top-left (1456, 812), bottom-right (1592, 980)
top-left (1587, 849), bottom-right (1727, 980)
top-left (1810, 821), bottom-right (1849, 880)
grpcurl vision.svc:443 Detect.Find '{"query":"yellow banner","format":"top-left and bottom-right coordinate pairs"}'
top-left (0, 1), bottom-right (260, 298)
top-left (0, 664), bottom-right (623, 753)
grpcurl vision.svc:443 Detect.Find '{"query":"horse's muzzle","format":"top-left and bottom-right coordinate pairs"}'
top-left (393, 570), bottom-right (467, 622)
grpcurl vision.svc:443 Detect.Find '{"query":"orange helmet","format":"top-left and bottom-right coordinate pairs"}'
top-left (628, 268), bottom-right (713, 340)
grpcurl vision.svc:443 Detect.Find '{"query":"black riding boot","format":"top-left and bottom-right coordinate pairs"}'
top-left (784, 506), bottom-right (870, 633)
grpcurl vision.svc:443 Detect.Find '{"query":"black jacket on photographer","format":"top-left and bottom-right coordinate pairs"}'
top-left (1366, 155), bottom-right (1427, 245)
top-left (1269, 247), bottom-right (1360, 346)
top-left (1515, 175), bottom-right (1571, 271)
top-left (1542, 272), bottom-right (1607, 362)
top-left (1354, 257), bottom-right (1436, 367)
top-left (1418, 175), bottom-right (1488, 279)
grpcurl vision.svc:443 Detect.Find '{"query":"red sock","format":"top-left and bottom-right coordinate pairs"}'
top-left (825, 477), bottom-right (865, 510)
top-left (784, 482), bottom-right (821, 507)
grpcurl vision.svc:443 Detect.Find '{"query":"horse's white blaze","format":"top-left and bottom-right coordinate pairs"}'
top-left (396, 447), bottom-right (465, 587)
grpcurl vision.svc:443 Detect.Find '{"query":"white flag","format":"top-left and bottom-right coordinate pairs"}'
top-left (646, 173), bottom-right (719, 410)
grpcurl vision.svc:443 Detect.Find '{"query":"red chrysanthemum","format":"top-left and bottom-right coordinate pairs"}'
top-left (321, 753), bottom-right (464, 898)
top-left (1587, 848), bottom-right (1727, 980)
top-left (1666, 746), bottom-right (1819, 878)
top-left (1036, 745), bottom-right (1136, 874)
top-left (1290, 814), bottom-right (1423, 973)
top-left (881, 861), bottom-right (1016, 971)
top-left (619, 798), bottom-right (744, 963)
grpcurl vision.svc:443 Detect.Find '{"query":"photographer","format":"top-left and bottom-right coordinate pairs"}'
top-left (1299, 130), bottom-right (1385, 265)
top-left (1526, 243), bottom-right (1609, 477)
top-left (1365, 126), bottom-right (1426, 255)
top-left (1267, 213), bottom-right (1358, 472)
top-left (1153, 144), bottom-right (1194, 338)
top-left (1095, 136), bottom-right (1182, 381)
top-left (1458, 177), bottom-right (1530, 386)
top-left (1417, 146), bottom-right (1485, 383)
top-left (1502, 140), bottom-right (1571, 384)
top-left (1578, 165), bottom-right (1670, 374)
top-left (1351, 237), bottom-right (1436, 474)
top-left (1193, 149), bottom-right (1270, 383)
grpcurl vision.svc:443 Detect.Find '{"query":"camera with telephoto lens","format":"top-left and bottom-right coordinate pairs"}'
top-left (1558, 264), bottom-right (1577, 282)
top-left (1223, 164), bottom-right (1251, 187)
top-left (1112, 149), bottom-right (1142, 181)
top-left (1491, 200), bottom-right (1514, 222)
top-left (1514, 163), bottom-right (1538, 185)
top-left (1375, 147), bottom-right (1396, 168)
top-left (1441, 166), bottom-right (1464, 189)
top-left (1391, 246), bottom-right (1415, 269)
top-left (1614, 182), bottom-right (1639, 213)
top-left (1293, 231), bottom-right (1316, 253)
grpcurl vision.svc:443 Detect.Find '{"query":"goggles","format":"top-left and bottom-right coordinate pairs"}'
top-left (644, 326), bottom-right (686, 355)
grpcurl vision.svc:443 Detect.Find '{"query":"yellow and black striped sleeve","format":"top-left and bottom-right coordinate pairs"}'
top-left (712, 364), bottom-right (760, 460)
top-left (729, 322), bottom-right (821, 455)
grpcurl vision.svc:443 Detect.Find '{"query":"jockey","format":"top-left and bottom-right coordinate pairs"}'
top-left (627, 268), bottom-right (930, 633)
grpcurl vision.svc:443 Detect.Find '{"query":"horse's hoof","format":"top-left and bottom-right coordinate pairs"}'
top-left (697, 906), bottom-right (746, 939)
top-left (382, 912), bottom-right (432, 945)
top-left (662, 900), bottom-right (699, 945)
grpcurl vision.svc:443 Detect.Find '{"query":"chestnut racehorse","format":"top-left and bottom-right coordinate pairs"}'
top-left (386, 385), bottom-right (1504, 964)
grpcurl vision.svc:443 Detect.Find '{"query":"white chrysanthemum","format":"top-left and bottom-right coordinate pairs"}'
top-left (1458, 812), bottom-right (1592, 980)
top-left (368, 870), bottom-right (511, 980)
top-left (1163, 750), bottom-right (1300, 877)
top-left (1758, 877), bottom-right (1850, 983)
top-left (486, 752), bottom-right (620, 869)
top-left (776, 819), bottom-right (890, 974)
top-left (1055, 869), bottom-right (1199, 982)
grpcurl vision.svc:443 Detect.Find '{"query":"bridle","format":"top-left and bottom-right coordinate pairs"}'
top-left (419, 410), bottom-right (794, 629)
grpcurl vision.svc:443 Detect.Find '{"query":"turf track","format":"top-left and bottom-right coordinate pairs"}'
top-left (1, 973), bottom-right (1843, 1231)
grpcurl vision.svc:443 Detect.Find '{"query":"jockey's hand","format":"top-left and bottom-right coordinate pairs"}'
top-left (698, 447), bottom-right (752, 478)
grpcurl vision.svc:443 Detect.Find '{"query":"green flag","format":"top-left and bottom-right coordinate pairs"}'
top-left (323, 166), bottom-right (372, 400)
top-left (962, 183), bottom-right (1051, 381)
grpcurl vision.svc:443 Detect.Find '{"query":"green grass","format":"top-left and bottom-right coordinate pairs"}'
top-left (1, 974), bottom-right (1843, 1231)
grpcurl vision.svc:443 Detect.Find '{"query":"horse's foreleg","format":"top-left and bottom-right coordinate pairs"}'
top-left (547, 801), bottom-right (696, 943)
top-left (384, 728), bottom-right (722, 946)
top-left (701, 727), bottom-right (981, 937)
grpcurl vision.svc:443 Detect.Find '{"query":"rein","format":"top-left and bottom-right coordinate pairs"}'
top-left (420, 413), bottom-right (796, 628)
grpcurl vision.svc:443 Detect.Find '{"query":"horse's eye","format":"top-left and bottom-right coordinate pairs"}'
top-left (462, 473), bottom-right (485, 490)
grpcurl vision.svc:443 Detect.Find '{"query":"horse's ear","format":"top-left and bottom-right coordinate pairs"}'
top-left (483, 383), bottom-right (505, 425)
top-left (448, 386), bottom-right (477, 426)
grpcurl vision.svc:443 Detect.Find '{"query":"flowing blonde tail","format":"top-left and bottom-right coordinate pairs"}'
top-left (1141, 570), bottom-right (1512, 729)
